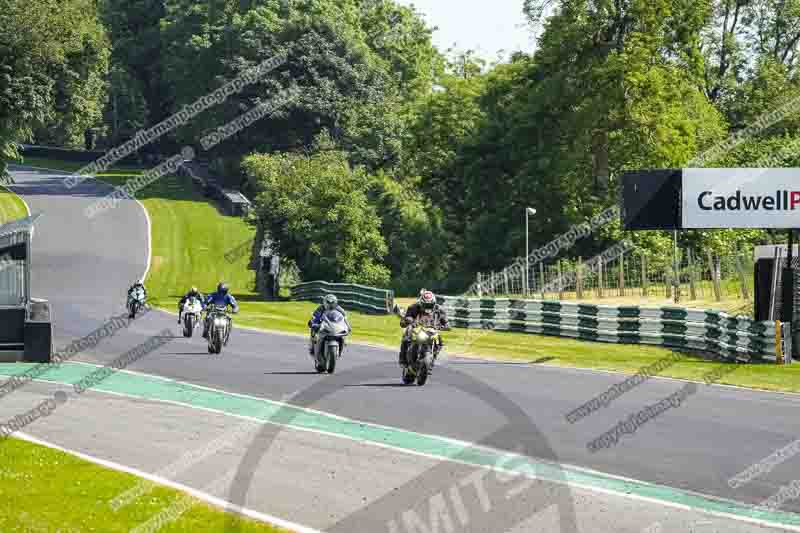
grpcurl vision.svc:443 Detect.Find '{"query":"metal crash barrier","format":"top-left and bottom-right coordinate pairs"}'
top-left (437, 296), bottom-right (792, 364)
top-left (290, 281), bottom-right (394, 314)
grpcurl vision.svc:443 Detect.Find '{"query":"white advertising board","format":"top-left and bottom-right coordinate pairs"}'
top-left (682, 168), bottom-right (800, 228)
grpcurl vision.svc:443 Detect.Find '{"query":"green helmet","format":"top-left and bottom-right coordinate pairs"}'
top-left (323, 294), bottom-right (338, 310)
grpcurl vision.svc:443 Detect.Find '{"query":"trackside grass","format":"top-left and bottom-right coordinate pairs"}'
top-left (0, 436), bottom-right (291, 532)
top-left (21, 157), bottom-right (800, 394)
top-left (0, 185), bottom-right (28, 224)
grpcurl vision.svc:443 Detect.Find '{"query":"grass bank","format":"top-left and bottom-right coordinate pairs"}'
top-left (0, 436), bottom-right (291, 532)
top-left (0, 185), bottom-right (28, 224)
top-left (19, 157), bottom-right (800, 393)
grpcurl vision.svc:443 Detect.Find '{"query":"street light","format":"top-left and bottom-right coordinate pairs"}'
top-left (525, 207), bottom-right (537, 296)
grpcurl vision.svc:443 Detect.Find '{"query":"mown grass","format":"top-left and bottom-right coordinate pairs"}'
top-left (0, 436), bottom-right (291, 533)
top-left (23, 157), bottom-right (800, 394)
top-left (0, 185), bottom-right (28, 224)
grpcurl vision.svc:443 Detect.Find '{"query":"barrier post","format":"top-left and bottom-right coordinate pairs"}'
top-left (641, 253), bottom-right (648, 297)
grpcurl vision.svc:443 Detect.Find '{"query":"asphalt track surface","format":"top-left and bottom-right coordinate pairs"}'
top-left (4, 165), bottom-right (800, 532)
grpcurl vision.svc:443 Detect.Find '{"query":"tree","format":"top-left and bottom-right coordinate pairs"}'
top-left (242, 147), bottom-right (391, 286)
top-left (366, 170), bottom-right (450, 293)
top-left (102, 0), bottom-right (169, 129)
top-left (0, 0), bottom-right (110, 173)
top-left (160, 0), bottom-right (442, 173)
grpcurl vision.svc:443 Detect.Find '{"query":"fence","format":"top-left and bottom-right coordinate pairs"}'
top-left (474, 249), bottom-right (754, 305)
top-left (290, 281), bottom-right (395, 314)
top-left (436, 296), bottom-right (791, 364)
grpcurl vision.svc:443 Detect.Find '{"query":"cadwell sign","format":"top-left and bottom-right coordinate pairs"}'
top-left (683, 168), bottom-right (800, 228)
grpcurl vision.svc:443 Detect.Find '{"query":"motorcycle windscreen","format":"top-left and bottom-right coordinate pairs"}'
top-left (323, 310), bottom-right (344, 322)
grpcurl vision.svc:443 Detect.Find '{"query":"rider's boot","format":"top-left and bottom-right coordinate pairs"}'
top-left (202, 317), bottom-right (209, 339)
top-left (399, 340), bottom-right (409, 366)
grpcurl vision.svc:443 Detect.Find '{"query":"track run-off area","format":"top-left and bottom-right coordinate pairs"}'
top-left (2, 165), bottom-right (800, 532)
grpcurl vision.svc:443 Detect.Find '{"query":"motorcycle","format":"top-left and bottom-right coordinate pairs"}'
top-left (402, 310), bottom-right (443, 386)
top-left (206, 305), bottom-right (232, 354)
top-left (311, 309), bottom-right (349, 374)
top-left (127, 287), bottom-right (146, 319)
top-left (181, 297), bottom-right (203, 338)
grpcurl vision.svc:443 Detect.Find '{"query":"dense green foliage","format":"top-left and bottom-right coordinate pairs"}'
top-left (4, 0), bottom-right (800, 294)
top-left (243, 146), bottom-right (391, 286)
top-left (0, 0), bottom-right (109, 176)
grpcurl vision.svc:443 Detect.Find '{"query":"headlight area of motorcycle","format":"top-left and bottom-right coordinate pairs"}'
top-left (415, 331), bottom-right (429, 343)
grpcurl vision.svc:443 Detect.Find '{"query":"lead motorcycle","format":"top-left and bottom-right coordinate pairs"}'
top-left (127, 286), bottom-right (146, 319)
top-left (181, 296), bottom-right (203, 338)
top-left (311, 308), bottom-right (350, 374)
top-left (401, 309), bottom-right (444, 386)
top-left (206, 305), bottom-right (232, 354)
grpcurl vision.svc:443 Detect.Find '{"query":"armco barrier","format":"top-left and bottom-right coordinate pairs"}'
top-left (18, 143), bottom-right (142, 166)
top-left (290, 281), bottom-right (394, 314)
top-left (435, 296), bottom-right (792, 363)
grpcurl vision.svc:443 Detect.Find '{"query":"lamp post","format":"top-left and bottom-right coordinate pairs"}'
top-left (526, 207), bottom-right (537, 296)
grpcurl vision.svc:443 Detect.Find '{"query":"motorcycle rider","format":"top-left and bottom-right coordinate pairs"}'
top-left (398, 289), bottom-right (449, 368)
top-left (127, 279), bottom-right (147, 318)
top-left (202, 282), bottom-right (239, 339)
top-left (178, 286), bottom-right (205, 324)
top-left (307, 294), bottom-right (351, 355)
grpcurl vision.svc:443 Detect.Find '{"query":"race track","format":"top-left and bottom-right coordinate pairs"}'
top-left (3, 165), bottom-right (800, 532)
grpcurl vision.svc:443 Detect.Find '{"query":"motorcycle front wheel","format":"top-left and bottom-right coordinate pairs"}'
top-left (416, 346), bottom-right (431, 386)
top-left (326, 343), bottom-right (338, 374)
top-left (210, 327), bottom-right (223, 354)
top-left (183, 314), bottom-right (195, 337)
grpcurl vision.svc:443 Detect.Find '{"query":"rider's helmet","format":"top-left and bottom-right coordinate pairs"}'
top-left (323, 294), bottom-right (338, 311)
top-left (418, 290), bottom-right (436, 311)
top-left (191, 286), bottom-right (198, 294)
top-left (217, 282), bottom-right (229, 295)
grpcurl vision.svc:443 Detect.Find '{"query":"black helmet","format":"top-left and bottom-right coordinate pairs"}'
top-left (217, 282), bottom-right (228, 295)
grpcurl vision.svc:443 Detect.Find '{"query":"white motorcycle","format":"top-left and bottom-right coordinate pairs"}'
top-left (181, 297), bottom-right (203, 338)
top-left (311, 309), bottom-right (350, 374)
top-left (127, 287), bottom-right (146, 318)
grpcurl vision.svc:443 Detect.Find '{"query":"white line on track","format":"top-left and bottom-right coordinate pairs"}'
top-left (14, 431), bottom-right (325, 533)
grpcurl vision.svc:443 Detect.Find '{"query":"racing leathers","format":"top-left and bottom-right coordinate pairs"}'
top-left (398, 302), bottom-right (449, 366)
top-left (202, 291), bottom-right (239, 338)
top-left (307, 304), bottom-right (351, 355)
top-left (178, 289), bottom-right (205, 323)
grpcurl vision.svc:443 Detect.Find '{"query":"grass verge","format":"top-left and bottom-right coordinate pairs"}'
top-left (0, 185), bottom-right (28, 224)
top-left (0, 436), bottom-right (291, 532)
top-left (20, 157), bottom-right (800, 393)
